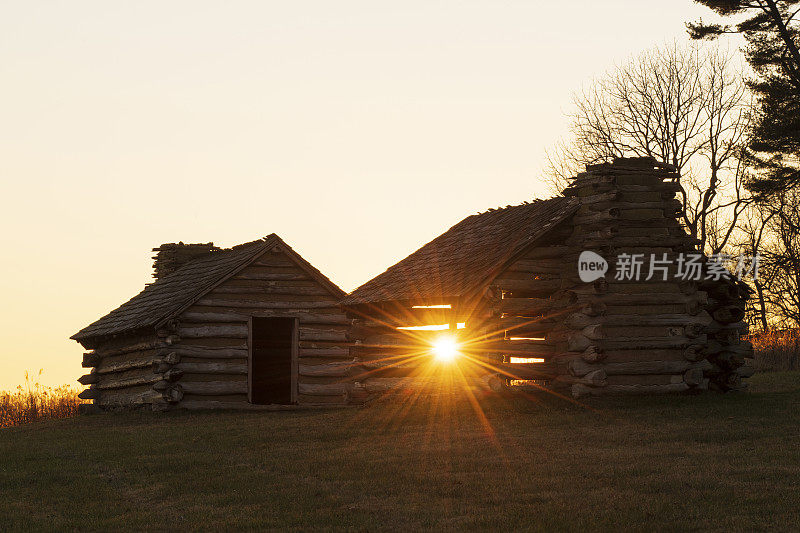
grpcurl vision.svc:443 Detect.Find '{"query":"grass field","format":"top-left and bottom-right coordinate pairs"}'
top-left (2, 373), bottom-right (800, 531)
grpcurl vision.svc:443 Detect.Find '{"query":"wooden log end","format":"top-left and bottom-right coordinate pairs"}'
top-left (81, 353), bottom-right (100, 368)
top-left (78, 388), bottom-right (100, 400)
top-left (77, 373), bottom-right (99, 385)
top-left (581, 345), bottom-right (605, 363)
top-left (164, 385), bottom-right (184, 403)
top-left (683, 344), bottom-right (707, 362)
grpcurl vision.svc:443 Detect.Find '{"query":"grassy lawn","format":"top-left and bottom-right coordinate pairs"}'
top-left (2, 373), bottom-right (800, 531)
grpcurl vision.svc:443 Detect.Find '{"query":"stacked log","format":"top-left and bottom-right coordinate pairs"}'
top-left (344, 157), bottom-right (752, 401)
top-left (343, 286), bottom-right (560, 396)
top-left (493, 157), bottom-right (744, 398)
top-left (172, 248), bottom-right (355, 408)
top-left (559, 158), bottom-right (716, 397)
top-left (700, 276), bottom-right (753, 392)
top-left (77, 330), bottom-right (185, 410)
top-left (79, 246), bottom-right (356, 410)
top-left (347, 305), bottom-right (463, 395)
top-left (486, 237), bottom-right (580, 385)
top-left (151, 242), bottom-right (220, 280)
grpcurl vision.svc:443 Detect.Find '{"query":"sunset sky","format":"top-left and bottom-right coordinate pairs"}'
top-left (0, 1), bottom-right (737, 390)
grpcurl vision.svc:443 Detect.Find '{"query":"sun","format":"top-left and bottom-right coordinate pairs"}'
top-left (432, 336), bottom-right (459, 363)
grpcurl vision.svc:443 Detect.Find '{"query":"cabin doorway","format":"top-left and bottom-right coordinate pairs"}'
top-left (249, 317), bottom-right (298, 405)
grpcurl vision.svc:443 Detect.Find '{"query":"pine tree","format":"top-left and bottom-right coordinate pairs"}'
top-left (689, 1), bottom-right (800, 195)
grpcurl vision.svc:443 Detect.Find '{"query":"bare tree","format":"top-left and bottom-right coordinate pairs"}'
top-left (732, 202), bottom-right (778, 331)
top-left (760, 190), bottom-right (800, 327)
top-left (545, 42), bottom-right (753, 254)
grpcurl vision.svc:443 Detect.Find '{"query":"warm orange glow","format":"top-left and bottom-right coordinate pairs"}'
top-left (431, 336), bottom-right (460, 362)
top-left (508, 357), bottom-right (545, 364)
top-left (397, 322), bottom-right (466, 331)
top-left (411, 304), bottom-right (452, 309)
top-left (509, 379), bottom-right (549, 387)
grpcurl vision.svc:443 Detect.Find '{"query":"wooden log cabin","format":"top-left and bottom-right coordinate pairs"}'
top-left (71, 234), bottom-right (355, 410)
top-left (342, 157), bottom-right (753, 399)
top-left (73, 158), bottom-right (753, 408)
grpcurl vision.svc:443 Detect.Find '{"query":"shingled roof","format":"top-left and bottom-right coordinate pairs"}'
top-left (72, 234), bottom-right (345, 344)
top-left (341, 197), bottom-right (579, 306)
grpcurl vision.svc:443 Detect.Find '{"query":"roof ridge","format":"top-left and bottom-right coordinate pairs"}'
top-left (341, 196), bottom-right (578, 306)
top-left (71, 233), bottom-right (346, 344)
top-left (71, 237), bottom-right (275, 343)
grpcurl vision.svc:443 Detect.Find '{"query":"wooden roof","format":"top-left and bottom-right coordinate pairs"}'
top-left (341, 197), bottom-right (579, 306)
top-left (72, 234), bottom-right (345, 344)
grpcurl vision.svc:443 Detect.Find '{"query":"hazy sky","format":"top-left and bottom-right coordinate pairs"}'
top-left (0, 1), bottom-right (735, 389)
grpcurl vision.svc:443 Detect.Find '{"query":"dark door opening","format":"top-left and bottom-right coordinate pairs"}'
top-left (249, 317), bottom-right (297, 405)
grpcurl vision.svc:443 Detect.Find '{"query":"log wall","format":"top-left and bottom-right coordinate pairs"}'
top-left (77, 331), bottom-right (182, 409)
top-left (79, 246), bottom-right (355, 410)
top-left (81, 158), bottom-right (752, 407)
top-left (493, 157), bottom-right (753, 397)
top-left (345, 157), bottom-right (753, 401)
top-left (346, 298), bottom-right (494, 397)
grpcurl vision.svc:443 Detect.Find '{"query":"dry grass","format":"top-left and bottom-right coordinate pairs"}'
top-left (751, 329), bottom-right (800, 371)
top-left (0, 371), bottom-right (84, 428)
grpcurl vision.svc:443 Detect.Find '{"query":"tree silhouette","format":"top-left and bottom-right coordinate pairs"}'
top-left (689, 1), bottom-right (800, 194)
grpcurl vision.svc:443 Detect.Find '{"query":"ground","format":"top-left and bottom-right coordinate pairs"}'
top-left (2, 373), bottom-right (800, 531)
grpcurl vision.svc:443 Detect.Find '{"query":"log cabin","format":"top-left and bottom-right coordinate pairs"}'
top-left (72, 234), bottom-right (355, 410)
top-left (341, 157), bottom-right (753, 399)
top-left (73, 158), bottom-right (753, 409)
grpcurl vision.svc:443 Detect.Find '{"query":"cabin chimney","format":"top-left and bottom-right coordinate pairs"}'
top-left (151, 242), bottom-right (220, 280)
top-left (558, 157), bottom-right (751, 395)
top-left (563, 156), bottom-right (695, 253)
